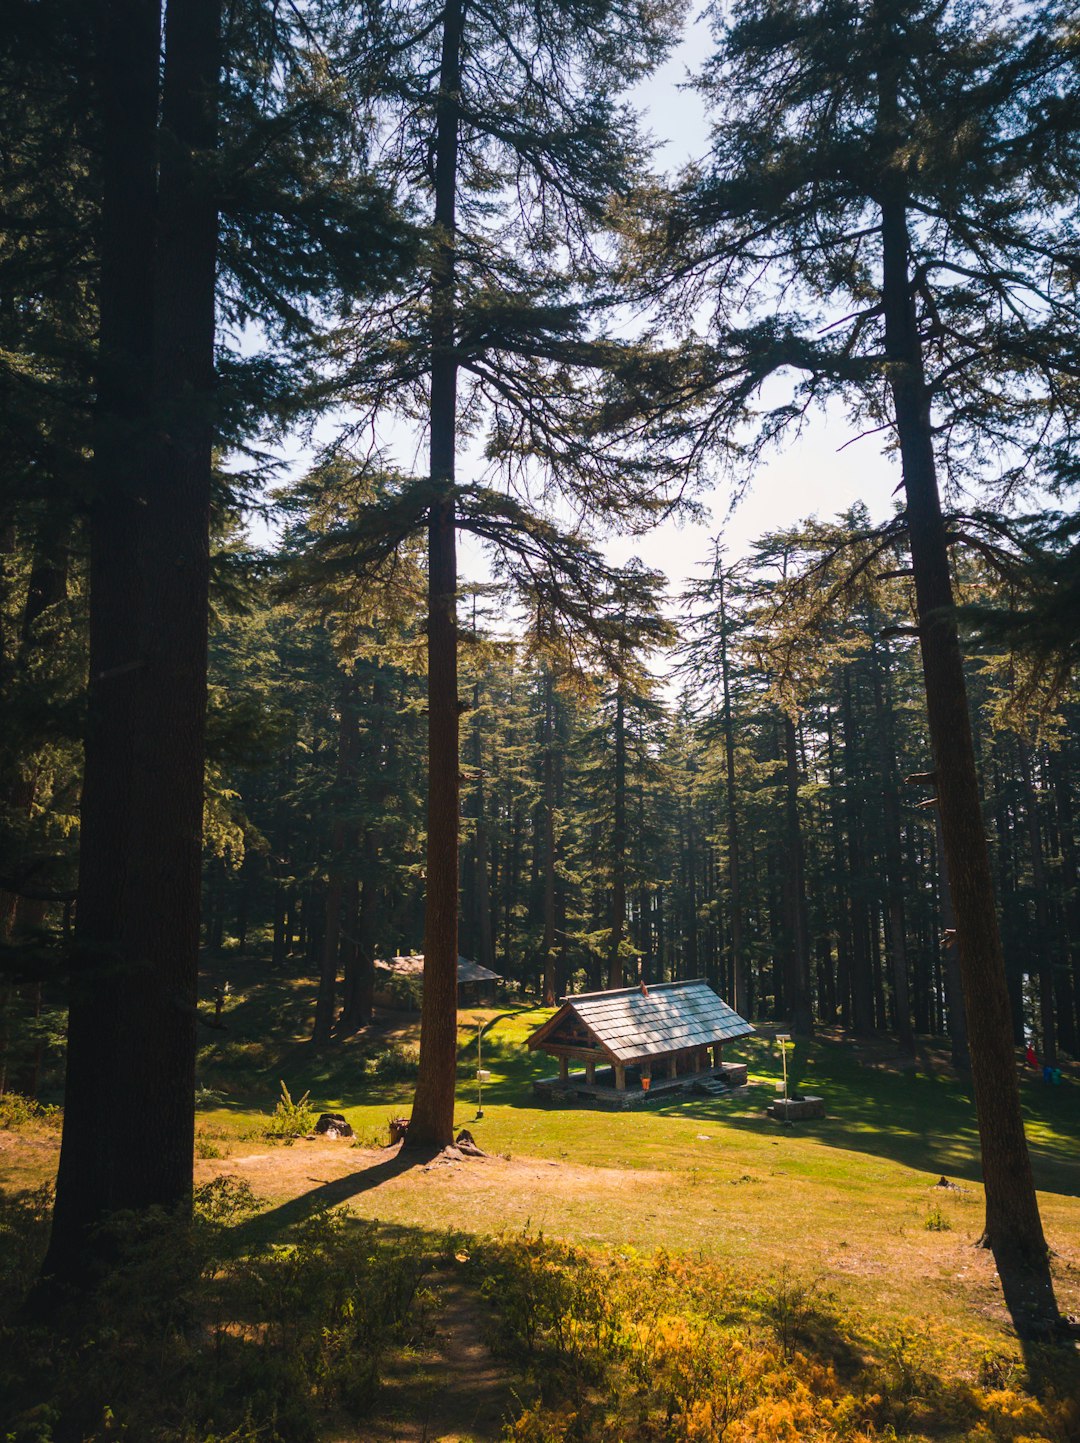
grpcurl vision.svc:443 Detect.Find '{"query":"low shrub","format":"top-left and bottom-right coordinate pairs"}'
top-left (0, 1093), bottom-right (61, 1131)
top-left (383, 974), bottom-right (423, 1012)
top-left (476, 1232), bottom-right (1080, 1443)
top-left (0, 1180), bottom-right (434, 1443)
top-left (363, 1044), bottom-right (421, 1083)
top-left (264, 1080), bottom-right (316, 1139)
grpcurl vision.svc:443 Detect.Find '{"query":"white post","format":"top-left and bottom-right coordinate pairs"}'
top-left (477, 1022), bottom-right (484, 1117)
top-left (777, 1033), bottom-right (791, 1104)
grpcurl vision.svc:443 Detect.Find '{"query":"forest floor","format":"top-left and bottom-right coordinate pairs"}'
top-left (2, 952), bottom-right (1079, 1442)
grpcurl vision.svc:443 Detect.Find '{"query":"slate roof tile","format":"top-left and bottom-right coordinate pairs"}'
top-left (530, 980), bottom-right (753, 1063)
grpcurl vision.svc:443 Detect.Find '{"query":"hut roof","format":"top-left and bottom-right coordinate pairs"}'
top-left (528, 979), bottom-right (753, 1063)
top-left (375, 954), bottom-right (503, 985)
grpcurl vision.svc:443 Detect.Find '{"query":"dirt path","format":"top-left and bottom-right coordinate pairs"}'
top-left (361, 1269), bottom-right (513, 1443)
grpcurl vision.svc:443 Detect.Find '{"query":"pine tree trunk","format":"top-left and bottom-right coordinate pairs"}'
top-left (782, 714), bottom-right (813, 1034)
top-left (879, 148), bottom-right (1053, 1314)
top-left (842, 673), bottom-right (874, 1034)
top-left (825, 707), bottom-right (852, 1026)
top-left (471, 681), bottom-right (495, 973)
top-left (47, 0), bottom-right (221, 1281)
top-left (313, 681), bottom-right (355, 1047)
top-left (1019, 744), bottom-right (1056, 1067)
top-left (108, 0), bottom-right (220, 1219)
top-left (869, 636), bottom-right (913, 1048)
top-left (44, 0), bottom-right (162, 1285)
top-left (1, 525), bottom-right (71, 932)
top-left (933, 813), bottom-right (969, 1066)
top-left (1050, 744), bottom-right (1080, 1054)
top-left (608, 685), bottom-right (627, 989)
top-left (409, 0), bottom-right (462, 1148)
top-left (540, 670), bottom-right (557, 1005)
top-left (719, 572), bottom-right (745, 1014)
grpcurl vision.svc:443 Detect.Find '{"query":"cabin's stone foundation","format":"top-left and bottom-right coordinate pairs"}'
top-left (533, 1060), bottom-right (749, 1109)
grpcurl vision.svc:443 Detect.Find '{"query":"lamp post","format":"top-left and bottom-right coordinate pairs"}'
top-left (776, 1033), bottom-right (791, 1103)
top-left (475, 1019), bottom-right (496, 1117)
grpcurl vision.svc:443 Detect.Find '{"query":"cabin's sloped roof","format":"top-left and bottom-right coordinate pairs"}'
top-left (375, 954), bottom-right (502, 984)
top-left (530, 980), bottom-right (752, 1062)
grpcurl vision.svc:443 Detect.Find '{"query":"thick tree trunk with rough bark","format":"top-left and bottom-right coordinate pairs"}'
top-left (878, 114), bottom-right (1053, 1318)
top-left (43, 0), bottom-right (162, 1286)
top-left (46, 0), bottom-right (221, 1282)
top-left (108, 0), bottom-right (220, 1220)
top-left (409, 0), bottom-right (463, 1149)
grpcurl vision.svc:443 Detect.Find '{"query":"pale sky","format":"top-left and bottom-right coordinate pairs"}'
top-left (251, 5), bottom-right (905, 601)
top-left (605, 9), bottom-right (901, 597)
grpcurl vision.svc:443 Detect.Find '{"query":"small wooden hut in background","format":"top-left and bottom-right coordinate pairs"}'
top-left (373, 953), bottom-right (503, 1009)
top-left (528, 980), bottom-right (752, 1107)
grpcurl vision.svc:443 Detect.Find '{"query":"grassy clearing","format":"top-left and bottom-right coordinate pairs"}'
top-left (162, 961), bottom-right (1080, 1336)
top-left (2, 955), bottom-right (1078, 1441)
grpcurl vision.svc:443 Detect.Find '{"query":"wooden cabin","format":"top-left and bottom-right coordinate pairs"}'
top-left (373, 953), bottom-right (503, 1009)
top-left (528, 980), bottom-right (753, 1107)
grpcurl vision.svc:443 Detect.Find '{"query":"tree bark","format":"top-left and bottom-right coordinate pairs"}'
top-left (313, 680), bottom-right (356, 1047)
top-left (841, 672), bottom-right (874, 1034)
top-left (108, 0), bottom-right (220, 1219)
top-left (878, 91), bottom-right (1052, 1312)
top-left (868, 636), bottom-right (913, 1047)
top-left (408, 0), bottom-right (463, 1148)
top-left (608, 684), bottom-right (627, 989)
top-left (539, 670), bottom-right (558, 1004)
top-left (43, 0), bottom-right (162, 1285)
top-left (782, 714), bottom-right (813, 1035)
top-left (46, 0), bottom-right (221, 1281)
top-left (718, 570), bottom-right (745, 1014)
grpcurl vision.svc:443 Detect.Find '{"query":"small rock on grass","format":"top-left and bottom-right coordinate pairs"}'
top-left (314, 1113), bottom-right (355, 1139)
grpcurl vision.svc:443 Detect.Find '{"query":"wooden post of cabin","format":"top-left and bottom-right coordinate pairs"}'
top-left (712, 1043), bottom-right (722, 1068)
top-left (667, 1054), bottom-right (678, 1079)
top-left (693, 1049), bottom-right (702, 1073)
top-left (559, 1055), bottom-right (569, 1082)
top-left (585, 1058), bottom-right (595, 1084)
top-left (614, 1063), bottom-right (626, 1091)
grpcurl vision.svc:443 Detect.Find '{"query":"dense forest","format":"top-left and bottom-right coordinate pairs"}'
top-left (8, 498), bottom-right (1080, 1081)
top-left (3, 0), bottom-right (1080, 1368)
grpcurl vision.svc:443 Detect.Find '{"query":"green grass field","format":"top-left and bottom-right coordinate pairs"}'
top-left (175, 957), bottom-right (1080, 1340)
top-left (3, 955), bottom-right (1078, 1442)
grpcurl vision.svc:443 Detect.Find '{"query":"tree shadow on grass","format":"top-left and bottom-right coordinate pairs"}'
top-left (487, 1032), bottom-right (1079, 1200)
top-left (226, 1141), bottom-right (432, 1250)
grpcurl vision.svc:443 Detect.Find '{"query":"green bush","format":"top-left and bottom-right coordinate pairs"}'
top-left (383, 973), bottom-right (423, 1012)
top-left (363, 1044), bottom-right (421, 1083)
top-left (264, 1081), bottom-right (316, 1139)
top-left (924, 1203), bottom-right (952, 1232)
top-left (0, 1093), bottom-right (60, 1131)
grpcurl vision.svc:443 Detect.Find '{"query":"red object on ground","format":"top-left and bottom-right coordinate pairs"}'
top-left (1025, 1045), bottom-right (1039, 1069)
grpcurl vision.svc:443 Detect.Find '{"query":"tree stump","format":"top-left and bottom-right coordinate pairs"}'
top-left (455, 1128), bottom-right (486, 1157)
